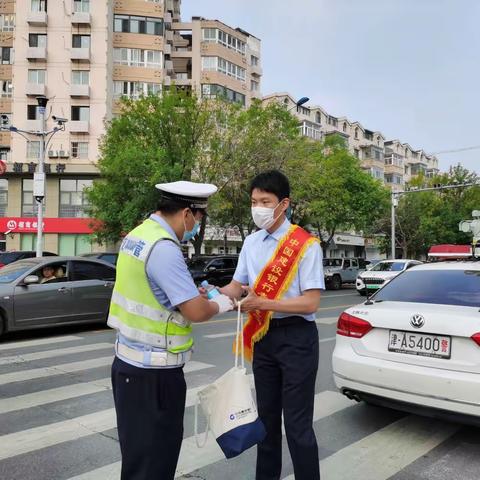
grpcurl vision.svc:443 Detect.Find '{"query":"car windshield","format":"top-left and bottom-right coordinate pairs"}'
top-left (0, 252), bottom-right (21, 264)
top-left (373, 269), bottom-right (480, 307)
top-left (0, 262), bottom-right (36, 283)
top-left (371, 262), bottom-right (406, 272)
top-left (323, 259), bottom-right (342, 267)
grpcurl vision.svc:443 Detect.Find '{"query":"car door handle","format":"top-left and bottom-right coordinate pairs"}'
top-left (104, 282), bottom-right (114, 288)
top-left (57, 287), bottom-right (71, 293)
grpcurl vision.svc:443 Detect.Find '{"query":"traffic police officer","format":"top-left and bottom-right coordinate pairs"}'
top-left (221, 170), bottom-right (324, 480)
top-left (109, 180), bottom-right (234, 480)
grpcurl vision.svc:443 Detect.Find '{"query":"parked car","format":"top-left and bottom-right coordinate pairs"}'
top-left (356, 259), bottom-right (422, 295)
top-left (188, 255), bottom-right (239, 287)
top-left (0, 256), bottom-right (116, 337)
top-left (0, 251), bottom-right (57, 268)
top-left (324, 258), bottom-right (369, 290)
top-left (80, 252), bottom-right (119, 266)
top-left (333, 261), bottom-right (480, 425)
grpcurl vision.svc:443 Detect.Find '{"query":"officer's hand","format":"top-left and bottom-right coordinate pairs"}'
top-left (210, 294), bottom-right (234, 314)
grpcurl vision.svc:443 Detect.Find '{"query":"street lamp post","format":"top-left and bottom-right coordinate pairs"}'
top-left (287, 96), bottom-right (310, 113)
top-left (0, 96), bottom-right (66, 257)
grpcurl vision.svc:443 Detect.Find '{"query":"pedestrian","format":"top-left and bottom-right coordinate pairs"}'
top-left (221, 170), bottom-right (324, 480)
top-left (109, 180), bottom-right (234, 480)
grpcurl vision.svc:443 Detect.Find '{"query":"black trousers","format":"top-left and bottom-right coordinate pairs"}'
top-left (253, 318), bottom-right (320, 480)
top-left (111, 357), bottom-right (186, 480)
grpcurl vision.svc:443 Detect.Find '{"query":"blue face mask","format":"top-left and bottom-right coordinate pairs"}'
top-left (182, 213), bottom-right (200, 242)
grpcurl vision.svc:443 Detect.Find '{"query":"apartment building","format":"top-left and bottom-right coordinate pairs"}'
top-left (262, 93), bottom-right (440, 191)
top-left (0, 0), bottom-right (261, 253)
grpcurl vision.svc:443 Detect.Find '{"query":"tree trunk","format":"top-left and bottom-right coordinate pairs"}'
top-left (192, 216), bottom-right (207, 257)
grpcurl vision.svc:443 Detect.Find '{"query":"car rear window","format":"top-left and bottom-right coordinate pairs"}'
top-left (373, 269), bottom-right (480, 307)
top-left (0, 252), bottom-right (22, 264)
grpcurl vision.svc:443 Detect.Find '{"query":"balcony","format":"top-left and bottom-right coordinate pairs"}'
top-left (164, 44), bottom-right (171, 55)
top-left (165, 30), bottom-right (174, 42)
top-left (164, 12), bottom-right (172, 27)
top-left (69, 121), bottom-right (89, 133)
top-left (165, 60), bottom-right (174, 74)
top-left (166, 0), bottom-right (174, 11)
top-left (27, 11), bottom-right (47, 26)
top-left (26, 83), bottom-right (46, 96)
top-left (27, 47), bottom-right (47, 61)
top-left (71, 11), bottom-right (91, 25)
top-left (70, 48), bottom-right (90, 62)
top-left (250, 64), bottom-right (262, 76)
top-left (70, 84), bottom-right (90, 97)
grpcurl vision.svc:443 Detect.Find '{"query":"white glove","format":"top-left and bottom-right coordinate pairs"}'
top-left (210, 294), bottom-right (234, 314)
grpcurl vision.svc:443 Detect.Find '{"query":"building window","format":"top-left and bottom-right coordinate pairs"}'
top-left (0, 179), bottom-right (7, 217)
top-left (27, 141), bottom-right (40, 158)
top-left (201, 28), bottom-right (246, 55)
top-left (31, 0), bottom-right (47, 12)
top-left (113, 15), bottom-right (163, 35)
top-left (201, 84), bottom-right (245, 106)
top-left (354, 148), bottom-right (359, 158)
top-left (0, 80), bottom-right (12, 97)
top-left (113, 48), bottom-right (162, 68)
top-left (71, 106), bottom-right (90, 122)
top-left (29, 34), bottom-right (47, 48)
top-left (354, 128), bottom-right (359, 140)
top-left (370, 167), bottom-right (384, 180)
top-left (328, 116), bottom-right (338, 127)
top-left (28, 69), bottom-right (46, 84)
top-left (71, 141), bottom-right (88, 159)
top-left (343, 122), bottom-right (347, 132)
top-left (0, 14), bottom-right (14, 32)
top-left (315, 112), bottom-right (321, 124)
top-left (27, 105), bottom-right (42, 120)
top-left (113, 81), bottom-right (161, 99)
top-left (59, 179), bottom-right (93, 217)
top-left (58, 234), bottom-right (92, 255)
top-left (250, 80), bottom-right (259, 92)
top-left (251, 55), bottom-right (259, 66)
top-left (72, 70), bottom-right (89, 85)
top-left (73, 0), bottom-right (89, 13)
top-left (72, 35), bottom-right (90, 49)
top-left (1, 47), bottom-right (13, 65)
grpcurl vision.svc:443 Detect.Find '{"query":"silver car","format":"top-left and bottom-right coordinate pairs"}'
top-left (0, 256), bottom-right (115, 337)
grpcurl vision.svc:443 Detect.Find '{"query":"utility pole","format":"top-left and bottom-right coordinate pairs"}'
top-left (390, 182), bottom-right (479, 260)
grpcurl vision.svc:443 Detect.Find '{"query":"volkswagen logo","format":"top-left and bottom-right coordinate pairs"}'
top-left (410, 314), bottom-right (425, 329)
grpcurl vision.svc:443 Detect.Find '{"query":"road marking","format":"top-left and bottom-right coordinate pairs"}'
top-left (315, 316), bottom-right (338, 325)
top-left (66, 391), bottom-right (354, 480)
top-left (282, 415), bottom-right (459, 480)
top-left (319, 337), bottom-right (335, 343)
top-left (0, 335), bottom-right (82, 352)
top-left (0, 361), bottom-right (214, 415)
top-left (0, 343), bottom-right (114, 366)
top-left (204, 331), bottom-right (237, 339)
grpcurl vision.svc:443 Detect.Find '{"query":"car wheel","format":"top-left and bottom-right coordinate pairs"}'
top-left (332, 275), bottom-right (342, 290)
top-left (0, 313), bottom-right (6, 338)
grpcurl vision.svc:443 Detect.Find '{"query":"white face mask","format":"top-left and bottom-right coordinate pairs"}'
top-left (251, 204), bottom-right (284, 230)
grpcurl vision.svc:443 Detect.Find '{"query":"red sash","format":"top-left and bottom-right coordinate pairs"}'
top-left (237, 225), bottom-right (318, 362)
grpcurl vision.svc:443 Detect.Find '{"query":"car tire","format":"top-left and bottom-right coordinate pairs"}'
top-left (331, 275), bottom-right (342, 290)
top-left (0, 313), bottom-right (6, 339)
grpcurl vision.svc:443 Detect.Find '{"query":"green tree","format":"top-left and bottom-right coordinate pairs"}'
top-left (87, 88), bottom-right (220, 245)
top-left (292, 135), bottom-right (390, 254)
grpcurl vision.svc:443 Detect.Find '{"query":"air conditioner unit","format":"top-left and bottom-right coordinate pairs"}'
top-left (58, 150), bottom-right (69, 158)
top-left (48, 150), bottom-right (58, 158)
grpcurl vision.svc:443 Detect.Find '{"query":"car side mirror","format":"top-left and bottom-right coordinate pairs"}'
top-left (23, 275), bottom-right (40, 285)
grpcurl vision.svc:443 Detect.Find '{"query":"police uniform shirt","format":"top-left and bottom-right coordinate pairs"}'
top-left (116, 214), bottom-right (199, 368)
top-left (233, 218), bottom-right (325, 321)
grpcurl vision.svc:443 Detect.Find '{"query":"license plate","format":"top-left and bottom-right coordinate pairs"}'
top-left (366, 284), bottom-right (381, 289)
top-left (388, 330), bottom-right (451, 359)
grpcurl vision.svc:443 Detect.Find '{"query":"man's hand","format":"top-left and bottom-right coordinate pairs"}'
top-left (210, 294), bottom-right (235, 314)
top-left (198, 286), bottom-right (208, 299)
top-left (240, 287), bottom-right (269, 312)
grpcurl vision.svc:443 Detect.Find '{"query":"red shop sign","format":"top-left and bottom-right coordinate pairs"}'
top-left (0, 217), bottom-right (97, 234)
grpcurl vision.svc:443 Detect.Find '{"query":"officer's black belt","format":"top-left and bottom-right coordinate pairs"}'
top-left (269, 316), bottom-right (308, 328)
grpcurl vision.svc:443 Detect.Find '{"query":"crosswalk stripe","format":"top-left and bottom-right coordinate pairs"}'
top-left (0, 343), bottom-right (114, 366)
top-left (315, 316), bottom-right (338, 325)
top-left (66, 390), bottom-right (354, 480)
top-left (0, 361), bottom-right (214, 414)
top-left (0, 335), bottom-right (82, 352)
top-left (0, 356), bottom-right (113, 386)
top-left (282, 415), bottom-right (459, 480)
top-left (0, 360), bottom-right (215, 460)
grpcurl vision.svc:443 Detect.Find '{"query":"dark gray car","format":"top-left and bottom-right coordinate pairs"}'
top-left (0, 256), bottom-right (115, 337)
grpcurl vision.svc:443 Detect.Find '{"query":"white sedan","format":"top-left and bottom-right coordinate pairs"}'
top-left (356, 259), bottom-right (422, 295)
top-left (333, 261), bottom-right (480, 423)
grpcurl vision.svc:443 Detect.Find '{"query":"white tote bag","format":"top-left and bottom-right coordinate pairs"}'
top-left (194, 304), bottom-right (266, 458)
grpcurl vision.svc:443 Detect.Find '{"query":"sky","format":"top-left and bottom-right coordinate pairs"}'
top-left (182, 0), bottom-right (480, 173)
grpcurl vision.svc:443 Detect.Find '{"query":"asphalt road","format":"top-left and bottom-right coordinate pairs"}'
top-left (0, 288), bottom-right (479, 479)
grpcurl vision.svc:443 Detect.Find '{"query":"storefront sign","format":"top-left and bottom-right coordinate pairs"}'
top-left (333, 234), bottom-right (365, 247)
top-left (12, 163), bottom-right (66, 174)
top-left (0, 217), bottom-right (95, 234)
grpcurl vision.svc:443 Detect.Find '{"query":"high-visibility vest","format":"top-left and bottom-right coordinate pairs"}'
top-left (107, 218), bottom-right (193, 354)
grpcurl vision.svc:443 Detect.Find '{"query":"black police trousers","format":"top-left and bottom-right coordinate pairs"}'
top-left (111, 356), bottom-right (186, 480)
top-left (253, 317), bottom-right (320, 480)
